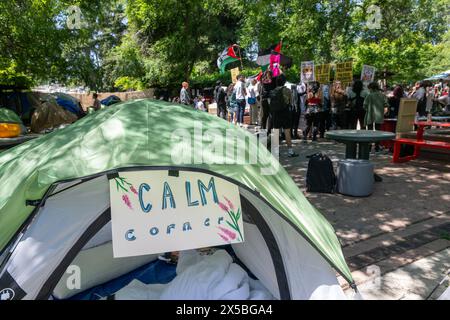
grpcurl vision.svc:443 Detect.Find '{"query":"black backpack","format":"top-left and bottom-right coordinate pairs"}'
top-left (269, 87), bottom-right (286, 112)
top-left (306, 153), bottom-right (336, 193)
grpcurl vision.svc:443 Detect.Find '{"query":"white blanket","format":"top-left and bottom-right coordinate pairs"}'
top-left (115, 250), bottom-right (273, 300)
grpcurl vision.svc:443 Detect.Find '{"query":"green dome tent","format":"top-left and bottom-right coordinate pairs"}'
top-left (0, 99), bottom-right (354, 300)
top-left (0, 108), bottom-right (23, 124)
top-left (0, 108), bottom-right (27, 137)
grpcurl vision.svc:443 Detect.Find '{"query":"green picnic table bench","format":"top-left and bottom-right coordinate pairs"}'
top-left (325, 130), bottom-right (395, 160)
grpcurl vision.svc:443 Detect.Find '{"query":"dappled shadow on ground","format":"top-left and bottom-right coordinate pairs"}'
top-left (279, 139), bottom-right (450, 246)
top-left (355, 248), bottom-right (450, 300)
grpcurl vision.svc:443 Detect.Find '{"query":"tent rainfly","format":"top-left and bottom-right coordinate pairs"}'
top-left (0, 99), bottom-right (355, 300)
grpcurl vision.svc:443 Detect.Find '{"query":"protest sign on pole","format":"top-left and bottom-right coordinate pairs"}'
top-left (335, 61), bottom-right (353, 86)
top-left (301, 61), bottom-right (315, 83)
top-left (315, 64), bottom-right (331, 84)
top-left (361, 65), bottom-right (376, 83)
top-left (231, 67), bottom-right (240, 84)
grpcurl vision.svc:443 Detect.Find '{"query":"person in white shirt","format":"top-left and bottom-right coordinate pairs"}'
top-left (426, 87), bottom-right (434, 113)
top-left (195, 96), bottom-right (206, 111)
top-left (234, 75), bottom-right (247, 125)
top-left (247, 79), bottom-right (258, 125)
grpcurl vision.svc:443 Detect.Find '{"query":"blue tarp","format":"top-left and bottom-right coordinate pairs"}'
top-left (55, 96), bottom-right (82, 116)
top-left (100, 95), bottom-right (121, 106)
top-left (63, 259), bottom-right (177, 300)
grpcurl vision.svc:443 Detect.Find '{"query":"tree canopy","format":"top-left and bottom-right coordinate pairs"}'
top-left (0, 0), bottom-right (448, 90)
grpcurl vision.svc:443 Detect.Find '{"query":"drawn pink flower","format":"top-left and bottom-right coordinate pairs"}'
top-left (218, 202), bottom-right (229, 212)
top-left (130, 186), bottom-right (138, 195)
top-left (223, 196), bottom-right (234, 211)
top-left (122, 194), bottom-right (133, 210)
top-left (218, 226), bottom-right (236, 240)
top-left (218, 233), bottom-right (230, 242)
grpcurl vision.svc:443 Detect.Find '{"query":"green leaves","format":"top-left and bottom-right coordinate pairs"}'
top-left (114, 176), bottom-right (132, 192)
top-left (126, 0), bottom-right (242, 86)
top-left (226, 208), bottom-right (243, 242)
top-left (0, 0), bottom-right (447, 88)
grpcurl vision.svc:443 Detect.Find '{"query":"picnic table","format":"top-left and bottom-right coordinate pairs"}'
top-left (417, 116), bottom-right (450, 122)
top-left (415, 121), bottom-right (450, 141)
top-left (393, 121), bottom-right (450, 163)
top-left (325, 130), bottom-right (396, 160)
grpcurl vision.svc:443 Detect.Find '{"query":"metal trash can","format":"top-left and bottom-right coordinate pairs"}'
top-left (337, 159), bottom-right (374, 197)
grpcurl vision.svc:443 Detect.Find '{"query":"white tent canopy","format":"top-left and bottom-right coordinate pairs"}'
top-left (424, 69), bottom-right (450, 81)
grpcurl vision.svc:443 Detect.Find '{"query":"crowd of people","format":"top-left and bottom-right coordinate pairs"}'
top-left (177, 72), bottom-right (450, 157)
top-left (404, 80), bottom-right (450, 116)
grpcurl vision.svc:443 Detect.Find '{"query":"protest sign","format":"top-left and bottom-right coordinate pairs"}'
top-left (110, 171), bottom-right (244, 258)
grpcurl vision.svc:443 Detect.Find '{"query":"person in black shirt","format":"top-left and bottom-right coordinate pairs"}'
top-left (214, 81), bottom-right (227, 120)
top-left (259, 70), bottom-right (275, 132)
top-left (270, 74), bottom-right (299, 157)
top-left (388, 85), bottom-right (404, 118)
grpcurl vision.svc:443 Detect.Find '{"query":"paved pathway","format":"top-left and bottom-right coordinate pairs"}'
top-left (245, 125), bottom-right (450, 300)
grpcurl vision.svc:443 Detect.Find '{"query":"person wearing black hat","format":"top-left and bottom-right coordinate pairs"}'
top-left (214, 80), bottom-right (227, 119)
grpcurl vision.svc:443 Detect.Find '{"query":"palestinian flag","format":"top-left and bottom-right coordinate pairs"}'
top-left (256, 42), bottom-right (292, 71)
top-left (247, 71), bottom-right (263, 82)
top-left (217, 45), bottom-right (240, 74)
top-left (256, 42), bottom-right (282, 67)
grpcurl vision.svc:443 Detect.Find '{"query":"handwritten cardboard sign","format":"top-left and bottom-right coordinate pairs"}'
top-left (231, 67), bottom-right (240, 84)
top-left (301, 61), bottom-right (315, 83)
top-left (110, 171), bottom-right (244, 258)
top-left (315, 64), bottom-right (331, 84)
top-left (335, 61), bottom-right (353, 86)
top-left (361, 64), bottom-right (376, 83)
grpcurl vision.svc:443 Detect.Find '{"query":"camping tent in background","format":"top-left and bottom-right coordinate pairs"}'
top-left (30, 95), bottom-right (78, 133)
top-left (0, 91), bottom-right (42, 124)
top-left (0, 99), bottom-right (354, 300)
top-left (51, 92), bottom-right (84, 118)
top-left (100, 95), bottom-right (121, 107)
top-left (0, 92), bottom-right (81, 134)
top-left (0, 108), bottom-right (26, 138)
top-left (424, 70), bottom-right (450, 81)
top-left (0, 108), bottom-right (23, 125)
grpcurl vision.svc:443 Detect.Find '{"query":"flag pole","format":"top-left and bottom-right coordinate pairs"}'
top-left (237, 44), bottom-right (244, 71)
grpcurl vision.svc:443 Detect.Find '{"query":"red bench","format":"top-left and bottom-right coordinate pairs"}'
top-left (392, 121), bottom-right (450, 163)
top-left (393, 138), bottom-right (450, 163)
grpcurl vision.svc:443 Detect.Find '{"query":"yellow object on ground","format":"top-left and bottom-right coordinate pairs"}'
top-left (0, 123), bottom-right (21, 138)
